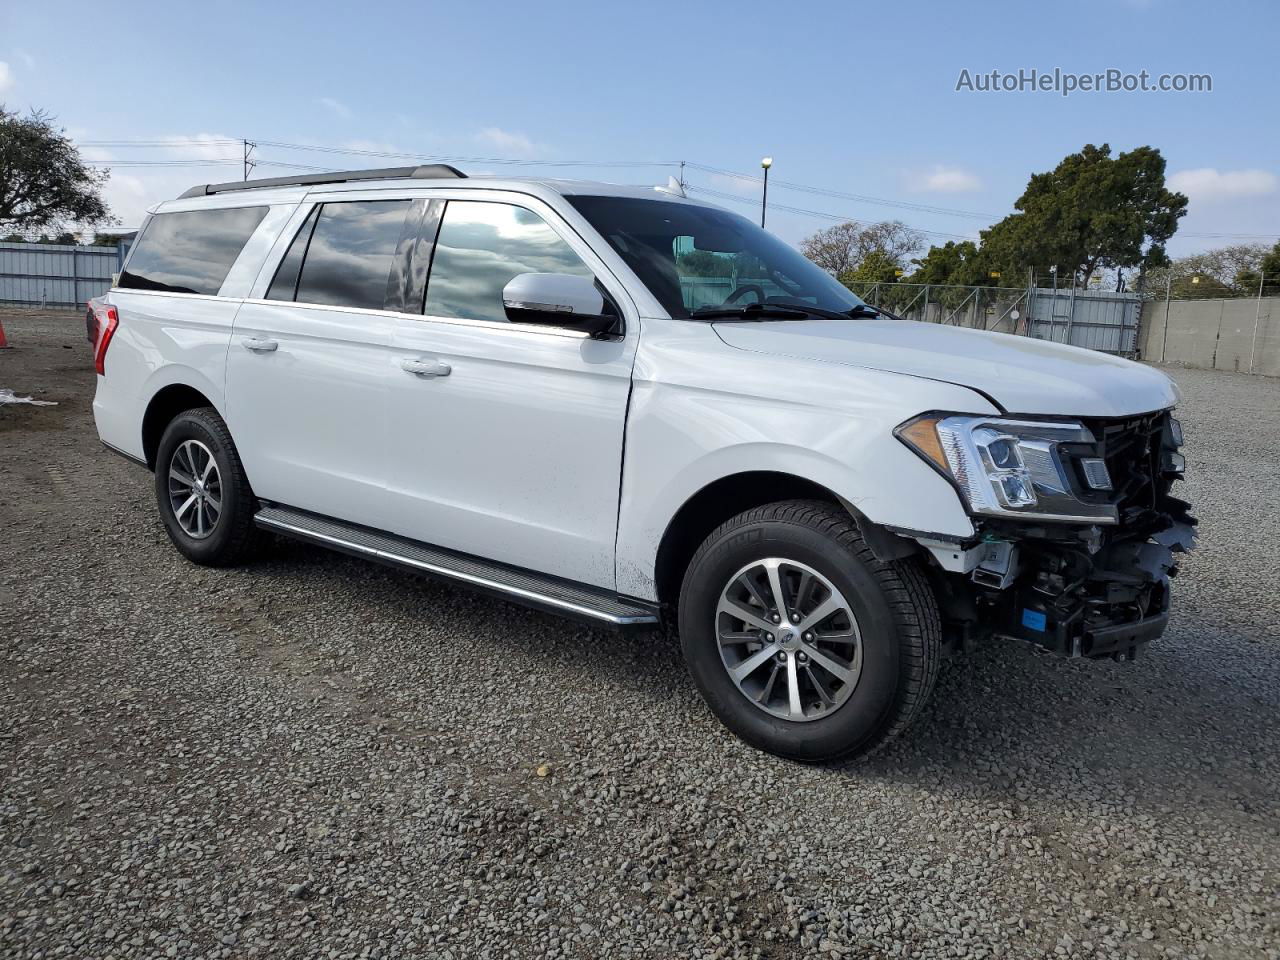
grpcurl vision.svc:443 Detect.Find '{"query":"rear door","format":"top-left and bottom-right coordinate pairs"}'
top-left (384, 194), bottom-right (639, 589)
top-left (228, 194), bottom-right (424, 530)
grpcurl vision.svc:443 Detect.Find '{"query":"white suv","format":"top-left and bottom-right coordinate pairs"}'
top-left (91, 165), bottom-right (1195, 761)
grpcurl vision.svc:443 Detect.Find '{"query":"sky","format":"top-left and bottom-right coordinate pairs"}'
top-left (2, 0), bottom-right (1277, 258)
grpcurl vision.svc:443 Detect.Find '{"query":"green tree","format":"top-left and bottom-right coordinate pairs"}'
top-left (845, 249), bottom-right (901, 285)
top-left (0, 107), bottom-right (112, 233)
top-left (907, 240), bottom-right (996, 286)
top-left (979, 143), bottom-right (1186, 284)
top-left (1234, 240), bottom-right (1280, 297)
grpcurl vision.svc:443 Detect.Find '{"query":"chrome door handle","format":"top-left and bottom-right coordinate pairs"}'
top-left (400, 357), bottom-right (451, 378)
top-left (241, 337), bottom-right (278, 352)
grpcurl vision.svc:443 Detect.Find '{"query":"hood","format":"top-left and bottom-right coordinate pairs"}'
top-left (712, 318), bottom-right (1179, 418)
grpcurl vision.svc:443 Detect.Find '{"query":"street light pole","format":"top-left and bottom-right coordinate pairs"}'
top-left (760, 156), bottom-right (772, 228)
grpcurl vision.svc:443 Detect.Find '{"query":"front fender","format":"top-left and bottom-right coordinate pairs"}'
top-left (614, 373), bottom-right (984, 601)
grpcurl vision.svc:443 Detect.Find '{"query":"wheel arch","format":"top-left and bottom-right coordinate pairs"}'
top-left (652, 471), bottom-right (918, 609)
top-left (141, 383), bottom-right (218, 469)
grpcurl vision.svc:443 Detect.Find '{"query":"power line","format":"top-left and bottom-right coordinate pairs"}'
top-left (253, 139), bottom-right (680, 169)
top-left (84, 159), bottom-right (242, 167)
top-left (685, 185), bottom-right (977, 241)
top-left (685, 162), bottom-right (1000, 221)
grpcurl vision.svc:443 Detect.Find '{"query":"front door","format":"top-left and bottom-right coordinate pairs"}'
top-left (384, 197), bottom-right (638, 589)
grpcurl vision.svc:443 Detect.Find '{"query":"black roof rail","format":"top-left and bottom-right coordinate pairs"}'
top-left (177, 164), bottom-right (466, 199)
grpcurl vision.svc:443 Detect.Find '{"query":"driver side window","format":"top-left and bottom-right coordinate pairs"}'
top-left (424, 201), bottom-right (595, 324)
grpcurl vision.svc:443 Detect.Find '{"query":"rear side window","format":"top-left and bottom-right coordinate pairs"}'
top-left (424, 201), bottom-right (594, 324)
top-left (119, 206), bottom-right (268, 296)
top-left (293, 200), bottom-right (413, 311)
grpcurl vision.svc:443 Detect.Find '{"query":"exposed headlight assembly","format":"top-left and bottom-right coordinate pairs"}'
top-left (897, 414), bottom-right (1117, 523)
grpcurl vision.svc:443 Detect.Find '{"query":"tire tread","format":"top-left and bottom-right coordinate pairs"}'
top-left (682, 499), bottom-right (941, 762)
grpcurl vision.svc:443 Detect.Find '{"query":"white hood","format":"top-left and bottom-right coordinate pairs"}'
top-left (713, 318), bottom-right (1179, 418)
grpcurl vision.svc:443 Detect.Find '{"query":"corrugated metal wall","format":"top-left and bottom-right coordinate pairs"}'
top-left (0, 241), bottom-right (130, 307)
top-left (1025, 287), bottom-right (1143, 354)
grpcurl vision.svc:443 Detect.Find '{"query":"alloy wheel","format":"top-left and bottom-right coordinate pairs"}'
top-left (715, 558), bottom-right (863, 722)
top-left (167, 439), bottom-right (222, 539)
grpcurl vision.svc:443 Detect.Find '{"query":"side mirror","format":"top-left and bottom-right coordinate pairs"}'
top-left (502, 273), bottom-right (619, 337)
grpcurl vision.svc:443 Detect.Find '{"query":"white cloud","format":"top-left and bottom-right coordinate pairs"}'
top-left (316, 97), bottom-right (352, 120)
top-left (907, 165), bottom-right (982, 193)
top-left (15, 50), bottom-right (36, 69)
top-left (1168, 167), bottom-right (1277, 201)
top-left (0, 62), bottom-right (13, 95)
top-left (475, 127), bottom-right (538, 156)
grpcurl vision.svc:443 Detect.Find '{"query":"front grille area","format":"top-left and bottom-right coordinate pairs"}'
top-left (1088, 410), bottom-right (1171, 525)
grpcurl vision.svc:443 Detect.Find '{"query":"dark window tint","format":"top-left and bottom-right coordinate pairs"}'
top-left (565, 195), bottom-right (864, 319)
top-left (119, 206), bottom-right (268, 296)
top-left (424, 201), bottom-right (593, 323)
top-left (266, 206), bottom-right (319, 301)
top-left (294, 200), bottom-right (413, 311)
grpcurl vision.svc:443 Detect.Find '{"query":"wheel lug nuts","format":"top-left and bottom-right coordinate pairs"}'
top-left (790, 613), bottom-right (800, 623)
top-left (797, 652), bottom-right (809, 664)
top-left (771, 612), bottom-right (781, 623)
top-left (803, 632), bottom-right (813, 642)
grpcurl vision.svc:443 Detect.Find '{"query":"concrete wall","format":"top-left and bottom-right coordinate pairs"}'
top-left (1140, 296), bottom-right (1279, 377)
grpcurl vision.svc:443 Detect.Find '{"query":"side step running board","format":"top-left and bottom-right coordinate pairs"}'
top-left (254, 505), bottom-right (661, 633)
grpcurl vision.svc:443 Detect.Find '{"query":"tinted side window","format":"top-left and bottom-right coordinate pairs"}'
top-left (265, 206), bottom-right (319, 301)
top-left (424, 201), bottom-right (593, 324)
top-left (119, 206), bottom-right (268, 296)
top-left (294, 200), bottom-right (413, 311)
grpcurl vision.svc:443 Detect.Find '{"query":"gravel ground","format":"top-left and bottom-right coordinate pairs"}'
top-left (2, 308), bottom-right (1277, 960)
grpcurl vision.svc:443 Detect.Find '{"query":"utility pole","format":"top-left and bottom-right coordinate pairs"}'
top-left (1160, 271), bottom-right (1172, 363)
top-left (242, 140), bottom-right (257, 182)
top-left (1249, 271), bottom-right (1267, 374)
top-left (678, 160), bottom-right (686, 192)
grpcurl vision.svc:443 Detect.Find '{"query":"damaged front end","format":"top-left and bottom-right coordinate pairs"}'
top-left (899, 410), bottom-right (1195, 660)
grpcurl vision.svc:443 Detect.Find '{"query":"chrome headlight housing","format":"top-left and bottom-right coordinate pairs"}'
top-left (896, 414), bottom-right (1117, 523)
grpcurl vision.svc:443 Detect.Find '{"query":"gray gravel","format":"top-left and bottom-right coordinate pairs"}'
top-left (2, 309), bottom-right (1278, 959)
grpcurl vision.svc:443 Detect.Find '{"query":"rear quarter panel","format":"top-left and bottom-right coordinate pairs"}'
top-left (92, 291), bottom-right (243, 460)
top-left (91, 202), bottom-right (297, 461)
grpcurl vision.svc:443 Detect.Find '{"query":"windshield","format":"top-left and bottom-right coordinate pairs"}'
top-left (565, 195), bottom-right (866, 320)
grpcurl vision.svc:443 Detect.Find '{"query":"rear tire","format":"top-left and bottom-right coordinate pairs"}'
top-left (678, 500), bottom-right (940, 763)
top-left (154, 407), bottom-right (263, 567)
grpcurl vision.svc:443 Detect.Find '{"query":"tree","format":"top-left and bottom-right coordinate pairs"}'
top-left (0, 107), bottom-right (112, 233)
top-left (907, 240), bottom-right (995, 287)
top-left (978, 144), bottom-right (1186, 284)
top-left (1146, 242), bottom-right (1275, 299)
top-left (845, 249), bottom-right (901, 285)
top-left (1234, 240), bottom-right (1280, 298)
top-left (800, 220), bottom-right (926, 279)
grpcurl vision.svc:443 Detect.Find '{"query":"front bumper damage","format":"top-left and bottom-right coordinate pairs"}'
top-left (926, 410), bottom-right (1196, 660)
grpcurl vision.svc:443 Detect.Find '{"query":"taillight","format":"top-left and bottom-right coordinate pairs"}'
top-left (91, 301), bottom-right (119, 375)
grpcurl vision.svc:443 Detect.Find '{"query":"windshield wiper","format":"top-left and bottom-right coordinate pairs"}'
top-left (691, 304), bottom-right (812, 322)
top-left (691, 302), bottom-right (890, 323)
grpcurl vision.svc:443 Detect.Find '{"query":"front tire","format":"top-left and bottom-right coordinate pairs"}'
top-left (154, 407), bottom-right (262, 567)
top-left (678, 500), bottom-right (940, 763)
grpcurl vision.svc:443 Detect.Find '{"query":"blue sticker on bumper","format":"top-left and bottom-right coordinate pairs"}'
top-left (1021, 609), bottom-right (1047, 632)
